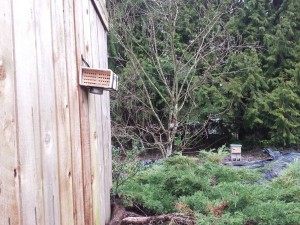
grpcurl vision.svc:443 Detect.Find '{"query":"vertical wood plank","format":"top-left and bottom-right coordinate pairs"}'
top-left (96, 14), bottom-right (112, 223)
top-left (95, 94), bottom-right (107, 225)
top-left (63, 0), bottom-right (83, 224)
top-left (88, 93), bottom-right (98, 225)
top-left (90, 0), bottom-right (109, 31)
top-left (89, 3), bottom-right (105, 224)
top-left (103, 31), bottom-right (113, 191)
top-left (80, 93), bottom-right (93, 225)
top-left (0, 1), bottom-right (21, 225)
top-left (12, 0), bottom-right (45, 224)
top-left (102, 62), bottom-right (112, 224)
top-left (95, 17), bottom-right (110, 224)
top-left (50, 0), bottom-right (75, 224)
top-left (94, 99), bottom-right (106, 225)
top-left (34, 1), bottom-right (61, 224)
top-left (73, 0), bottom-right (93, 224)
top-left (82, 0), bottom-right (94, 224)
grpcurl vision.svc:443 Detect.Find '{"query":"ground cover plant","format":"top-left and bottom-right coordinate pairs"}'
top-left (115, 150), bottom-right (300, 225)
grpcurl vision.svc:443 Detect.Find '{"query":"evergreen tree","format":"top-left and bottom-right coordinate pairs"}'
top-left (108, 0), bottom-right (244, 155)
top-left (108, 0), bottom-right (300, 150)
top-left (208, 0), bottom-right (300, 146)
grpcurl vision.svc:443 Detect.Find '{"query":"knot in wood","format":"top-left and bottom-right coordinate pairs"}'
top-left (0, 60), bottom-right (6, 81)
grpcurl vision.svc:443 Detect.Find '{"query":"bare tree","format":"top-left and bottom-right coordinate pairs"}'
top-left (109, 0), bottom-right (240, 156)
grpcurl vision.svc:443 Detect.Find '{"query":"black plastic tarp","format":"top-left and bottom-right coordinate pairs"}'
top-left (228, 149), bottom-right (300, 180)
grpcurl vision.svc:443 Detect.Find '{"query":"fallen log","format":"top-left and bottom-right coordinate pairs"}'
top-left (121, 214), bottom-right (196, 225)
top-left (107, 201), bottom-right (196, 225)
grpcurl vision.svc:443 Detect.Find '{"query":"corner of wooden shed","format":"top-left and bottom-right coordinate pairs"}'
top-left (0, 0), bottom-right (113, 224)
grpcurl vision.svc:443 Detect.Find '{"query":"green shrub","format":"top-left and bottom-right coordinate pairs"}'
top-left (112, 144), bottom-right (144, 195)
top-left (272, 161), bottom-right (300, 188)
top-left (244, 200), bottom-right (300, 225)
top-left (199, 145), bottom-right (230, 164)
top-left (116, 154), bottom-right (300, 225)
top-left (179, 191), bottom-right (210, 213)
top-left (196, 212), bottom-right (246, 225)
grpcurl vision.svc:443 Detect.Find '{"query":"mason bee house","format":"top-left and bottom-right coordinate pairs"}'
top-left (80, 67), bottom-right (118, 94)
top-left (230, 144), bottom-right (242, 161)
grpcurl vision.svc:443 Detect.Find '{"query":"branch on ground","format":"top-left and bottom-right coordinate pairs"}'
top-left (107, 201), bottom-right (196, 225)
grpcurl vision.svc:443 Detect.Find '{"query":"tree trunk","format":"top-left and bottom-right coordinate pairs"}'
top-left (166, 111), bottom-right (179, 157)
top-left (166, 144), bottom-right (173, 157)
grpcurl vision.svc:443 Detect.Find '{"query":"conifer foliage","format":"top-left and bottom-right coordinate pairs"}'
top-left (117, 153), bottom-right (300, 224)
top-left (223, 0), bottom-right (300, 146)
top-left (108, 0), bottom-right (300, 150)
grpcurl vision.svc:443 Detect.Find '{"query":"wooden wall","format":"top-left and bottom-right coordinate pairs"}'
top-left (0, 0), bottom-right (112, 224)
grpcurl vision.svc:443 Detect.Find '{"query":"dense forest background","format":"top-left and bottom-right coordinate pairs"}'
top-left (107, 0), bottom-right (300, 156)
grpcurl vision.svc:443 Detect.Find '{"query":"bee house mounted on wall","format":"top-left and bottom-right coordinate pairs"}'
top-left (80, 67), bottom-right (118, 94)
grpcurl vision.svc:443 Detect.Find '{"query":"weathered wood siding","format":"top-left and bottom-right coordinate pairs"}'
top-left (0, 0), bottom-right (112, 224)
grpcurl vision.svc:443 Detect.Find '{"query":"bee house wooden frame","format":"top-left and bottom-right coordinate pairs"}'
top-left (80, 67), bottom-right (118, 91)
top-left (230, 144), bottom-right (242, 153)
top-left (230, 144), bottom-right (242, 161)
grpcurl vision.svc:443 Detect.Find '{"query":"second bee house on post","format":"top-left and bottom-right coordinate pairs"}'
top-left (230, 144), bottom-right (242, 161)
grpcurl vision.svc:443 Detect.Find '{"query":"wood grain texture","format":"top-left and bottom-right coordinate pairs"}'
top-left (50, 0), bottom-right (75, 224)
top-left (103, 31), bottom-right (113, 191)
top-left (89, 4), bottom-right (105, 224)
top-left (95, 95), bottom-right (106, 225)
top-left (63, 0), bottom-right (84, 224)
top-left (0, 1), bottom-right (21, 224)
top-left (1, 0), bottom-right (112, 224)
top-left (34, 1), bottom-right (61, 224)
top-left (94, 32), bottom-right (108, 220)
top-left (94, 4), bottom-right (112, 223)
top-left (73, 0), bottom-right (93, 224)
top-left (97, 17), bottom-right (112, 223)
top-left (91, 0), bottom-right (109, 31)
top-left (81, 1), bottom-right (94, 225)
top-left (12, 0), bottom-right (45, 224)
